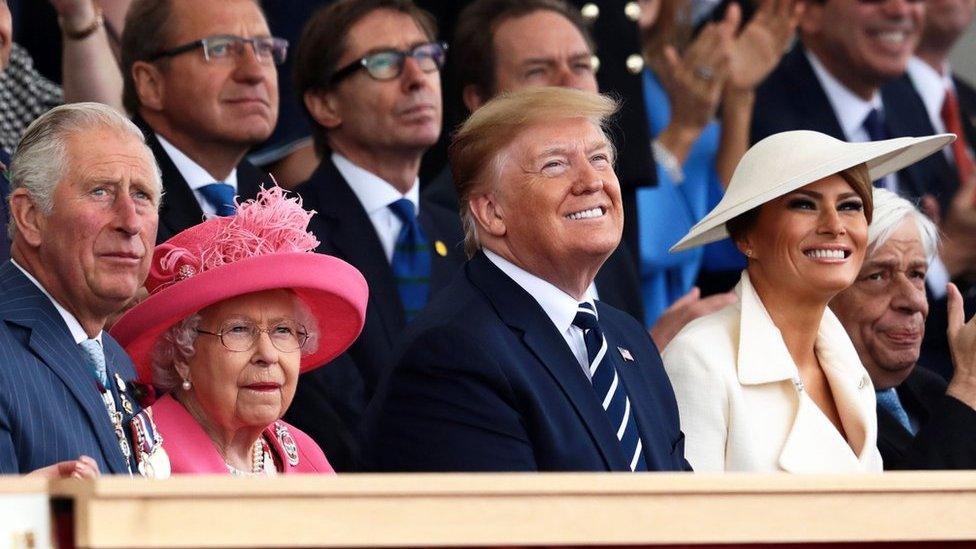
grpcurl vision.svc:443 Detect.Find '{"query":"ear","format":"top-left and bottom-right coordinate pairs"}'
top-left (733, 234), bottom-right (755, 260)
top-left (304, 90), bottom-right (343, 130)
top-left (132, 61), bottom-right (165, 112)
top-left (174, 360), bottom-right (191, 383)
top-left (462, 84), bottom-right (488, 113)
top-left (797, 0), bottom-right (823, 36)
top-left (469, 191), bottom-right (507, 239)
top-left (9, 188), bottom-right (44, 248)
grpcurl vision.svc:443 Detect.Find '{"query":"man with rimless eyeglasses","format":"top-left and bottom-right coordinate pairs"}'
top-left (285, 0), bottom-right (465, 470)
top-left (120, 0), bottom-right (283, 243)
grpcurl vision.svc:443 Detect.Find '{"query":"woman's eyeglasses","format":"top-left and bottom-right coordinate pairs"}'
top-left (197, 319), bottom-right (309, 353)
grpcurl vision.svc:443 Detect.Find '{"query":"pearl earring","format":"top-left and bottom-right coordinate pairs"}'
top-left (181, 378), bottom-right (192, 391)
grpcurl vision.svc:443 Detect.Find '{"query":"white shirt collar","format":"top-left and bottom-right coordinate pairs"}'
top-left (483, 249), bottom-right (592, 335)
top-left (805, 49), bottom-right (883, 140)
top-left (906, 56), bottom-right (954, 134)
top-left (332, 152), bottom-right (419, 216)
top-left (11, 259), bottom-right (102, 345)
top-left (156, 133), bottom-right (239, 191)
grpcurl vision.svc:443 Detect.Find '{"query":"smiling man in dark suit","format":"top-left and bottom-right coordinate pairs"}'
top-left (286, 0), bottom-right (465, 470)
top-left (120, 0), bottom-right (280, 242)
top-left (0, 102), bottom-right (161, 476)
top-left (366, 87), bottom-right (691, 472)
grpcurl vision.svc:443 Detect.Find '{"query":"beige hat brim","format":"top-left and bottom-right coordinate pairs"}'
top-left (669, 131), bottom-right (955, 253)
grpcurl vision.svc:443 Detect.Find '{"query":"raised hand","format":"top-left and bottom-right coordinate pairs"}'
top-left (726, 0), bottom-right (803, 93)
top-left (650, 287), bottom-right (738, 350)
top-left (946, 282), bottom-right (976, 410)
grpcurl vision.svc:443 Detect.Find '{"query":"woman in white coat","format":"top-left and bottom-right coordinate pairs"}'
top-left (662, 130), bottom-right (953, 472)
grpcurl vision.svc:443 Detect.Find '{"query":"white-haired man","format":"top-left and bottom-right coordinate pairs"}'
top-left (0, 102), bottom-right (161, 476)
top-left (831, 188), bottom-right (976, 469)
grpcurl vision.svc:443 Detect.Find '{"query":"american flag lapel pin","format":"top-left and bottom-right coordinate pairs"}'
top-left (617, 347), bottom-right (634, 362)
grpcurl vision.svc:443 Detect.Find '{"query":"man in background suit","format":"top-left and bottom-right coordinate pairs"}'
top-left (0, 102), bottom-right (161, 476)
top-left (367, 87), bottom-right (691, 472)
top-left (752, 0), bottom-right (954, 209)
top-left (120, 0), bottom-right (279, 242)
top-left (831, 189), bottom-right (976, 469)
top-left (287, 0), bottom-right (465, 470)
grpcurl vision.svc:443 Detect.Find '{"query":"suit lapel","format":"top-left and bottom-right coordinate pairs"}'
top-left (598, 327), bottom-right (658, 465)
top-left (236, 160), bottom-right (272, 202)
top-left (0, 265), bottom-right (130, 473)
top-left (417, 200), bottom-right (465, 292)
top-left (306, 160), bottom-right (405, 340)
top-left (467, 254), bottom-right (628, 470)
top-left (134, 120), bottom-right (205, 242)
top-left (786, 45), bottom-right (847, 139)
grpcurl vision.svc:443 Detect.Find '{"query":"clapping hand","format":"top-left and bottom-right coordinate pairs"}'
top-left (726, 0), bottom-right (804, 93)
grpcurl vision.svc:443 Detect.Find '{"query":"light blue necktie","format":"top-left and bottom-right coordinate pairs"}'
top-left (198, 182), bottom-right (237, 216)
top-left (388, 198), bottom-right (431, 321)
top-left (876, 388), bottom-right (916, 435)
top-left (574, 302), bottom-right (647, 471)
top-left (79, 338), bottom-right (107, 387)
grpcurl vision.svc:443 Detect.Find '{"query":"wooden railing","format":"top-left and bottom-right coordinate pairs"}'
top-left (3, 472), bottom-right (976, 547)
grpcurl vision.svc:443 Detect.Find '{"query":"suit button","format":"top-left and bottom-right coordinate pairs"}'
top-left (625, 2), bottom-right (642, 21)
top-left (626, 54), bottom-right (644, 74)
top-left (581, 3), bottom-right (600, 21)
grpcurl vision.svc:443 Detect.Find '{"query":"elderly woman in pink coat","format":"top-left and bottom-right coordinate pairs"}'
top-left (111, 187), bottom-right (367, 476)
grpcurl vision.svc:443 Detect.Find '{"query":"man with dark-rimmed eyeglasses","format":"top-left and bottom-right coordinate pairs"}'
top-left (284, 0), bottom-right (465, 472)
top-left (120, 0), bottom-right (280, 243)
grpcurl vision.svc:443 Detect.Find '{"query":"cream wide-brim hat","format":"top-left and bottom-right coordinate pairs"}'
top-left (669, 130), bottom-right (955, 252)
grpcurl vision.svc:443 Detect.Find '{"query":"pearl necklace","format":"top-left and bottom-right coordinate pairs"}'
top-left (225, 438), bottom-right (276, 476)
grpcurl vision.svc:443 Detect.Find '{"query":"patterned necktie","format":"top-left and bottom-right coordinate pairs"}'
top-left (941, 88), bottom-right (976, 187)
top-left (388, 198), bottom-right (431, 321)
top-left (79, 338), bottom-right (108, 386)
top-left (876, 388), bottom-right (916, 436)
top-left (573, 302), bottom-right (648, 471)
top-left (198, 182), bottom-right (237, 216)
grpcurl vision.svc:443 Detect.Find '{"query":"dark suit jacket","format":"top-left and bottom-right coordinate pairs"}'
top-left (0, 148), bottom-right (11, 263)
top-left (365, 252), bottom-right (691, 472)
top-left (0, 261), bottom-right (140, 474)
top-left (286, 158), bottom-right (466, 471)
top-left (878, 366), bottom-right (976, 470)
top-left (133, 117), bottom-right (271, 243)
top-left (753, 44), bottom-right (958, 211)
top-left (953, 74), bottom-right (976, 154)
top-left (422, 166), bottom-right (646, 323)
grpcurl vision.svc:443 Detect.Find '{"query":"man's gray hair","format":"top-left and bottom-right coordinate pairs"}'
top-left (868, 188), bottom-right (939, 262)
top-left (7, 102), bottom-right (161, 238)
top-left (149, 292), bottom-right (321, 392)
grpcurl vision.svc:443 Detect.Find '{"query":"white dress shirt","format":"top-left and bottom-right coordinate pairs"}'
top-left (806, 50), bottom-right (899, 194)
top-left (333, 152), bottom-right (420, 263)
top-left (11, 259), bottom-right (102, 346)
top-left (156, 133), bottom-right (239, 216)
top-left (484, 249), bottom-right (597, 376)
top-left (906, 57), bottom-right (954, 159)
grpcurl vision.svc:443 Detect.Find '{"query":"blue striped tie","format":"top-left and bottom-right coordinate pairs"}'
top-left (388, 198), bottom-right (431, 321)
top-left (198, 182), bottom-right (237, 216)
top-left (573, 302), bottom-right (647, 471)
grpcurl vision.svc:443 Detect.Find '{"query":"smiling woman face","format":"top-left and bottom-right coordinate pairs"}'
top-left (740, 174), bottom-right (869, 302)
top-left (181, 289), bottom-right (303, 433)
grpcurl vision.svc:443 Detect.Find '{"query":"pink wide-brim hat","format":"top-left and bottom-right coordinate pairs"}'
top-left (111, 186), bottom-right (368, 384)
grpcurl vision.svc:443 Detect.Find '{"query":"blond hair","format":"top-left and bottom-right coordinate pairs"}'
top-left (449, 87), bottom-right (619, 257)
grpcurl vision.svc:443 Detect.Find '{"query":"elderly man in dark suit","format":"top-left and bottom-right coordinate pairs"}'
top-left (285, 0), bottom-right (465, 471)
top-left (831, 189), bottom-right (976, 469)
top-left (366, 87), bottom-right (691, 472)
top-left (120, 0), bottom-right (280, 242)
top-left (0, 102), bottom-right (161, 476)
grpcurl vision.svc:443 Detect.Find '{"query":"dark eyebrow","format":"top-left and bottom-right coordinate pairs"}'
top-left (788, 190), bottom-right (860, 200)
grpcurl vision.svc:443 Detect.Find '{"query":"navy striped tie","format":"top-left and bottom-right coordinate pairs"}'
top-left (389, 198), bottom-right (431, 321)
top-left (573, 302), bottom-right (647, 471)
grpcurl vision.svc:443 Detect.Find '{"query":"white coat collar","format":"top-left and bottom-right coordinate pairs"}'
top-left (733, 272), bottom-right (878, 471)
